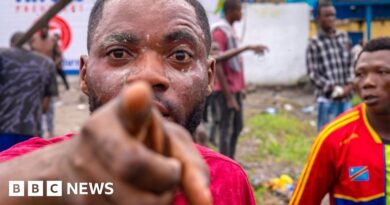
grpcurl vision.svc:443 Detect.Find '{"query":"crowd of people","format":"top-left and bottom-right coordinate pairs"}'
top-left (0, 0), bottom-right (390, 204)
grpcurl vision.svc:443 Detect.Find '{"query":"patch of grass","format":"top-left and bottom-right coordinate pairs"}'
top-left (240, 111), bottom-right (316, 166)
top-left (240, 111), bottom-right (316, 204)
top-left (253, 186), bottom-right (267, 203)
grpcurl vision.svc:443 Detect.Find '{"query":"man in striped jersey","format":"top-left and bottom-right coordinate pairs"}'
top-left (290, 37), bottom-right (390, 205)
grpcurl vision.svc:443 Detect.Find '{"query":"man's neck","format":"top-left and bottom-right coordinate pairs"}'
top-left (225, 16), bottom-right (235, 26)
top-left (319, 27), bottom-right (336, 37)
top-left (367, 109), bottom-right (390, 142)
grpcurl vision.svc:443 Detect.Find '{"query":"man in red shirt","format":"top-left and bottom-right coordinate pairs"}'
top-left (290, 37), bottom-right (390, 204)
top-left (211, 0), bottom-right (267, 158)
top-left (0, 0), bottom-right (255, 204)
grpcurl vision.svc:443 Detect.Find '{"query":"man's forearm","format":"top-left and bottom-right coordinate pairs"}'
top-left (214, 46), bottom-right (247, 63)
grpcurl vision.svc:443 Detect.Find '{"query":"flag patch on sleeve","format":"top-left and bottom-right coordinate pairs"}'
top-left (349, 166), bottom-right (369, 181)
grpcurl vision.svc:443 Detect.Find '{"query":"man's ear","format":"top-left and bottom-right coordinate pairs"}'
top-left (80, 55), bottom-right (89, 96)
top-left (206, 57), bottom-right (216, 96)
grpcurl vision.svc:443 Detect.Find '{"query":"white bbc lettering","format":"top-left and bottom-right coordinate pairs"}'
top-left (67, 182), bottom-right (78, 195)
top-left (9, 181), bottom-right (114, 196)
top-left (66, 182), bottom-right (114, 195)
top-left (105, 182), bottom-right (114, 195)
top-left (28, 181), bottom-right (43, 196)
top-left (89, 183), bottom-right (105, 195)
top-left (79, 182), bottom-right (88, 195)
top-left (9, 181), bottom-right (24, 196)
top-left (47, 181), bottom-right (62, 197)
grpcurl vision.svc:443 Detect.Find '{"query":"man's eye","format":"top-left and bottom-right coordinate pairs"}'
top-left (378, 69), bottom-right (390, 75)
top-left (107, 49), bottom-right (130, 59)
top-left (170, 50), bottom-right (192, 62)
top-left (355, 72), bottom-right (361, 77)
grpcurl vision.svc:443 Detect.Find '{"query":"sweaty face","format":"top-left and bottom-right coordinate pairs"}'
top-left (355, 50), bottom-right (390, 114)
top-left (318, 6), bottom-right (336, 32)
top-left (80, 0), bottom-right (214, 134)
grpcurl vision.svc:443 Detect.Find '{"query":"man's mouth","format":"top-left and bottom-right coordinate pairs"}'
top-left (153, 101), bottom-right (173, 121)
top-left (363, 95), bottom-right (380, 106)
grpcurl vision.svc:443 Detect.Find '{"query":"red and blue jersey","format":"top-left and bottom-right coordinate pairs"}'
top-left (290, 103), bottom-right (390, 205)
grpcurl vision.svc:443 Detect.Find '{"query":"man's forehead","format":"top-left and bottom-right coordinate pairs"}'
top-left (93, 0), bottom-right (206, 50)
top-left (104, 0), bottom-right (195, 17)
top-left (356, 51), bottom-right (390, 68)
top-left (102, 1), bottom-right (198, 32)
top-left (318, 6), bottom-right (335, 16)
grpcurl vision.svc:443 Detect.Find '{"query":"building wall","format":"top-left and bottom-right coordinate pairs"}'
top-left (309, 20), bottom-right (390, 41)
top-left (239, 3), bottom-right (310, 85)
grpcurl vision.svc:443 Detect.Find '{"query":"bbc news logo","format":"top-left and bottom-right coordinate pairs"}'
top-left (9, 181), bottom-right (114, 197)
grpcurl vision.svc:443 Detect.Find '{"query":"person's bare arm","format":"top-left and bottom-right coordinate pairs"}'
top-left (212, 43), bottom-right (267, 110)
top-left (214, 44), bottom-right (268, 63)
top-left (0, 82), bottom-right (211, 205)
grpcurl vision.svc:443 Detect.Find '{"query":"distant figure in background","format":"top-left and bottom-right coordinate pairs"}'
top-left (53, 33), bottom-right (70, 90)
top-left (0, 32), bottom-right (56, 151)
top-left (195, 42), bottom-right (223, 147)
top-left (31, 24), bottom-right (56, 57)
top-left (211, 0), bottom-right (268, 159)
top-left (31, 24), bottom-right (59, 138)
top-left (307, 2), bottom-right (354, 131)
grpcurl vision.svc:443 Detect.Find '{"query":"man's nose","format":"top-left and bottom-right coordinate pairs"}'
top-left (126, 52), bottom-right (170, 92)
top-left (362, 73), bottom-right (377, 89)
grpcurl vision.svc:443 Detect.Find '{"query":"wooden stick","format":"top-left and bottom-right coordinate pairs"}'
top-left (15, 0), bottom-right (72, 47)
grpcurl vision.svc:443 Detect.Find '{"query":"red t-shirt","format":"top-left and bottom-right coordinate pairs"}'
top-left (0, 134), bottom-right (255, 205)
top-left (212, 28), bottom-right (245, 93)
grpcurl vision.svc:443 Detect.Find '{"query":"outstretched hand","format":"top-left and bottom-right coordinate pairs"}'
top-left (247, 44), bottom-right (268, 55)
top-left (75, 81), bottom-right (212, 205)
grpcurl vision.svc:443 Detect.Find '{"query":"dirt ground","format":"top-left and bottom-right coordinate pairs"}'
top-left (52, 76), bottom-right (89, 137)
top-left (239, 84), bottom-right (318, 204)
top-left (53, 76), bottom-right (318, 204)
